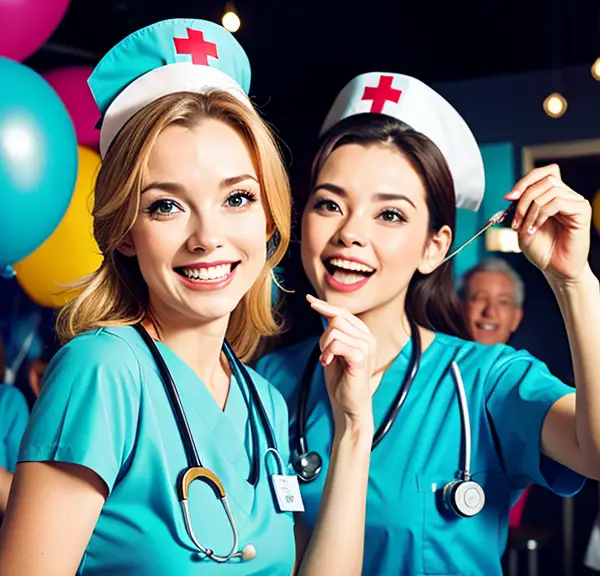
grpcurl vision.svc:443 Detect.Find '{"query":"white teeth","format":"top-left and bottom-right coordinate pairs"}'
top-left (477, 323), bottom-right (497, 331)
top-left (332, 271), bottom-right (366, 285)
top-left (329, 258), bottom-right (374, 273)
top-left (180, 263), bottom-right (232, 281)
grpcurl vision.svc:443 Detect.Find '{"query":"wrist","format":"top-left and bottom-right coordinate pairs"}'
top-left (546, 264), bottom-right (599, 298)
top-left (333, 411), bottom-right (374, 449)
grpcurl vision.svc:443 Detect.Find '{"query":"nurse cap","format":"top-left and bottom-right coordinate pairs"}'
top-left (320, 73), bottom-right (485, 212)
top-left (89, 18), bottom-right (252, 159)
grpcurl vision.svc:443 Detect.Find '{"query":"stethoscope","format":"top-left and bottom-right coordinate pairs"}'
top-left (292, 319), bottom-right (486, 518)
top-left (135, 323), bottom-right (281, 563)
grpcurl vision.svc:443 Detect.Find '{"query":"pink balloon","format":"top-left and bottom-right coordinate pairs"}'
top-left (0, 0), bottom-right (70, 62)
top-left (43, 66), bottom-right (100, 149)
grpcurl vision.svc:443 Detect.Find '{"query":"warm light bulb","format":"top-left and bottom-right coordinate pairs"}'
top-left (543, 92), bottom-right (567, 118)
top-left (592, 58), bottom-right (600, 81)
top-left (222, 11), bottom-right (241, 32)
top-left (485, 227), bottom-right (521, 253)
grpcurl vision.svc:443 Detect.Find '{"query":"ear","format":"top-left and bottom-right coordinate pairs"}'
top-left (511, 306), bottom-right (523, 332)
top-left (28, 360), bottom-right (45, 398)
top-left (418, 224), bottom-right (453, 275)
top-left (117, 232), bottom-right (137, 257)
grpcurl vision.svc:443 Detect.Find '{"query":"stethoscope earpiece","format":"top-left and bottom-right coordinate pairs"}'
top-left (293, 451), bottom-right (323, 483)
top-left (241, 544), bottom-right (257, 561)
top-left (443, 477), bottom-right (485, 518)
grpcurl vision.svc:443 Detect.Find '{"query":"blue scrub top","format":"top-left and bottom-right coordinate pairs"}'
top-left (256, 331), bottom-right (584, 575)
top-left (19, 326), bottom-right (295, 575)
top-left (0, 384), bottom-right (29, 473)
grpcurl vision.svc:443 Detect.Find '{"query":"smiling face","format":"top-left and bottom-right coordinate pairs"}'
top-left (463, 270), bottom-right (523, 345)
top-left (119, 119), bottom-right (268, 328)
top-left (301, 142), bottom-right (452, 318)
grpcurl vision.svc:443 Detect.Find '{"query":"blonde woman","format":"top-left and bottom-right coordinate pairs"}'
top-left (0, 20), bottom-right (374, 575)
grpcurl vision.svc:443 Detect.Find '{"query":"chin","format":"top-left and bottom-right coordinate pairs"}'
top-left (475, 332), bottom-right (502, 346)
top-left (187, 303), bottom-right (239, 324)
top-left (320, 287), bottom-right (370, 315)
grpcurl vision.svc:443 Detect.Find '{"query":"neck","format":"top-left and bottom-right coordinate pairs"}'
top-left (357, 293), bottom-right (412, 373)
top-left (145, 300), bottom-right (231, 405)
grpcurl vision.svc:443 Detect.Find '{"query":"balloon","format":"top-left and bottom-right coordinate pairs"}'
top-left (0, 57), bottom-right (77, 270)
top-left (0, 0), bottom-right (70, 62)
top-left (14, 146), bottom-right (103, 309)
top-left (43, 66), bottom-right (100, 149)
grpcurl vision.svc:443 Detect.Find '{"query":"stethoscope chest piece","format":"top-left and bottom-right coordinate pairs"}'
top-left (443, 477), bottom-right (485, 518)
top-left (293, 450), bottom-right (323, 483)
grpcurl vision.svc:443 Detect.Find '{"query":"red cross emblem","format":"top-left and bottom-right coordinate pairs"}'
top-left (361, 75), bottom-right (403, 113)
top-left (173, 28), bottom-right (218, 65)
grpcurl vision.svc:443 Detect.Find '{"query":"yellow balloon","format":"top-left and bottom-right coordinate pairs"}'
top-left (14, 146), bottom-right (103, 308)
top-left (594, 189), bottom-right (600, 236)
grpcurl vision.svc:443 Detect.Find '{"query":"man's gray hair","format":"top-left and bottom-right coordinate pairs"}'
top-left (457, 258), bottom-right (525, 306)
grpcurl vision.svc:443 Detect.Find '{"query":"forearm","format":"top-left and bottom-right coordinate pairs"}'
top-left (549, 265), bottom-right (600, 461)
top-left (0, 466), bottom-right (12, 516)
top-left (298, 419), bottom-right (372, 576)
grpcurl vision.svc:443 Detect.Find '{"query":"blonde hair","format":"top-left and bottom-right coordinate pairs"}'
top-left (56, 91), bottom-right (291, 361)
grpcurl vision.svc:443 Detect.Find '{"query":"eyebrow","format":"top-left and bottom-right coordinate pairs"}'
top-left (141, 181), bottom-right (185, 195)
top-left (221, 174), bottom-right (259, 188)
top-left (141, 174), bottom-right (259, 195)
top-left (471, 290), bottom-right (515, 299)
top-left (312, 183), bottom-right (416, 209)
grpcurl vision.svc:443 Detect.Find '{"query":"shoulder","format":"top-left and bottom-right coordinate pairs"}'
top-left (431, 332), bottom-right (553, 392)
top-left (254, 337), bottom-right (319, 397)
top-left (432, 332), bottom-right (535, 367)
top-left (0, 384), bottom-right (28, 416)
top-left (45, 326), bottom-right (145, 393)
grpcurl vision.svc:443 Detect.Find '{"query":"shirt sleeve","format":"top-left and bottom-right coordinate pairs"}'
top-left (485, 348), bottom-right (584, 495)
top-left (0, 386), bottom-right (30, 472)
top-left (18, 330), bottom-right (142, 494)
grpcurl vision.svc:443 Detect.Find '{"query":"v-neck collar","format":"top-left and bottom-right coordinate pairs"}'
top-left (309, 332), bottom-right (438, 448)
top-left (154, 341), bottom-right (256, 518)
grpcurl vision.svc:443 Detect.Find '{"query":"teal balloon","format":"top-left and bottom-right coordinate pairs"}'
top-left (0, 57), bottom-right (78, 268)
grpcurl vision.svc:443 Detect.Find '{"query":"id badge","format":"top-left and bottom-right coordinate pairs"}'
top-left (271, 474), bottom-right (305, 512)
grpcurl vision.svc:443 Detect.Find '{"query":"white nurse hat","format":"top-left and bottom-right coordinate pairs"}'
top-left (320, 73), bottom-right (485, 212)
top-left (89, 18), bottom-right (252, 159)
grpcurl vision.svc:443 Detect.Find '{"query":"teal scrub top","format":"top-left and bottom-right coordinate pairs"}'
top-left (0, 384), bottom-right (29, 473)
top-left (256, 332), bottom-right (584, 576)
top-left (19, 326), bottom-right (295, 575)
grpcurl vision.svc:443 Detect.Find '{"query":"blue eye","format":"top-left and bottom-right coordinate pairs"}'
top-left (147, 199), bottom-right (180, 216)
top-left (226, 190), bottom-right (257, 208)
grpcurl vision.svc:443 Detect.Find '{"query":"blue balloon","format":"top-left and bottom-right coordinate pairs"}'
top-left (0, 57), bottom-right (78, 269)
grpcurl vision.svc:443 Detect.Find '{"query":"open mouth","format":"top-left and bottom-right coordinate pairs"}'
top-left (475, 322), bottom-right (498, 332)
top-left (323, 257), bottom-right (375, 285)
top-left (174, 261), bottom-right (240, 282)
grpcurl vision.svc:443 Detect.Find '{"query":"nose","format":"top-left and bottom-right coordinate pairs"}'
top-left (185, 213), bottom-right (224, 254)
top-left (481, 301), bottom-right (498, 317)
top-left (334, 214), bottom-right (367, 248)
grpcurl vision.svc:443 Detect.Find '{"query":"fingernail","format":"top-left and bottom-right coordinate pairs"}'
top-left (527, 225), bottom-right (536, 235)
top-left (505, 190), bottom-right (520, 200)
top-left (512, 219), bottom-right (519, 230)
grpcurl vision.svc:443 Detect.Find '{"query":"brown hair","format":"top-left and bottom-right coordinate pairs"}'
top-left (57, 91), bottom-right (291, 361)
top-left (309, 113), bottom-right (469, 339)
